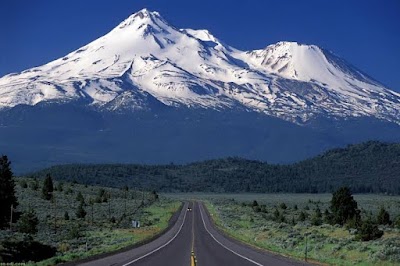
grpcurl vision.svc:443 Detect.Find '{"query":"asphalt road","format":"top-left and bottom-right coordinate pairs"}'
top-left (79, 202), bottom-right (307, 266)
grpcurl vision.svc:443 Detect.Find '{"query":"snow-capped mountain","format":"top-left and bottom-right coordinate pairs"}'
top-left (2, 9), bottom-right (400, 172)
top-left (1, 8), bottom-right (400, 124)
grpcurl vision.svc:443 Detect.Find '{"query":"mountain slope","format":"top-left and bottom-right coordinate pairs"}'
top-left (1, 9), bottom-right (400, 124)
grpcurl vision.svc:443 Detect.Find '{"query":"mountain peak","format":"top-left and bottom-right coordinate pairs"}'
top-left (0, 9), bottom-right (399, 126)
top-left (116, 9), bottom-right (167, 31)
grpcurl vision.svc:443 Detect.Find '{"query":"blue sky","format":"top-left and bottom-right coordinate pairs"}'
top-left (1, 0), bottom-right (399, 91)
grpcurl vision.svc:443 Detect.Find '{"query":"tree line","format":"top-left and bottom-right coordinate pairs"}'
top-left (30, 141), bottom-right (400, 194)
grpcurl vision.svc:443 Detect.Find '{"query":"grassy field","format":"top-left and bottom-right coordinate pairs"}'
top-left (0, 178), bottom-right (181, 265)
top-left (166, 193), bottom-right (400, 265)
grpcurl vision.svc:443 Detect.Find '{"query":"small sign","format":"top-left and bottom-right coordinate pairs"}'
top-left (132, 220), bottom-right (141, 228)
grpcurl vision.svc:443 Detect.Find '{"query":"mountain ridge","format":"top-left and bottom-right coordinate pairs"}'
top-left (29, 141), bottom-right (400, 194)
top-left (1, 9), bottom-right (400, 125)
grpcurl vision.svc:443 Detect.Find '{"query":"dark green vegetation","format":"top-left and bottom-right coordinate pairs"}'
top-left (0, 165), bottom-right (180, 264)
top-left (0, 156), bottom-right (18, 228)
top-left (174, 192), bottom-right (400, 265)
top-left (31, 141), bottom-right (400, 194)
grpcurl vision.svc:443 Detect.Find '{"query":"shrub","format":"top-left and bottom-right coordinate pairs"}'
top-left (57, 182), bottom-right (63, 192)
top-left (67, 223), bottom-right (83, 239)
top-left (0, 236), bottom-right (56, 263)
top-left (19, 180), bottom-right (28, 188)
top-left (64, 211), bottom-right (70, 220)
top-left (253, 206), bottom-right (261, 212)
top-left (76, 202), bottom-right (86, 219)
top-left (76, 191), bottom-right (85, 204)
top-left (395, 216), bottom-right (400, 229)
top-left (31, 178), bottom-right (39, 191)
top-left (299, 211), bottom-right (306, 222)
top-left (377, 206), bottom-right (391, 225)
top-left (311, 208), bottom-right (323, 226)
top-left (41, 174), bottom-right (54, 200)
top-left (355, 220), bottom-right (383, 241)
top-left (280, 203), bottom-right (287, 209)
top-left (17, 209), bottom-right (39, 234)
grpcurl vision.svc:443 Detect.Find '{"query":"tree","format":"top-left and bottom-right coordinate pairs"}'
top-left (299, 211), bottom-right (306, 222)
top-left (31, 178), bottom-right (39, 191)
top-left (0, 155), bottom-right (18, 228)
top-left (64, 211), bottom-right (70, 220)
top-left (57, 182), bottom-right (63, 192)
top-left (42, 174), bottom-right (54, 200)
top-left (279, 202), bottom-right (287, 209)
top-left (311, 207), bottom-right (323, 226)
top-left (252, 200), bottom-right (258, 207)
top-left (377, 206), bottom-right (391, 225)
top-left (76, 191), bottom-right (85, 204)
top-left (330, 187), bottom-right (360, 225)
top-left (355, 220), bottom-right (383, 241)
top-left (76, 202), bottom-right (86, 219)
top-left (17, 209), bottom-right (39, 234)
top-left (395, 216), bottom-right (400, 229)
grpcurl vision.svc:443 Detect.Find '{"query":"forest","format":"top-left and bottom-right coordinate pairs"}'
top-left (30, 141), bottom-right (400, 194)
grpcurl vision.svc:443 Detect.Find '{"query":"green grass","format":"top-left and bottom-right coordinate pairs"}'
top-left (1, 178), bottom-right (181, 265)
top-left (166, 193), bottom-right (400, 265)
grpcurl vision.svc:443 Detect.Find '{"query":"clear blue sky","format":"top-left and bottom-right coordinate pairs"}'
top-left (1, 0), bottom-right (399, 91)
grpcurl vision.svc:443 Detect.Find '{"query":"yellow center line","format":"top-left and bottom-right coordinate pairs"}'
top-left (191, 201), bottom-right (197, 266)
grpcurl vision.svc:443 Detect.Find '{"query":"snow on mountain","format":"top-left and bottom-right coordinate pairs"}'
top-left (1, 8), bottom-right (400, 125)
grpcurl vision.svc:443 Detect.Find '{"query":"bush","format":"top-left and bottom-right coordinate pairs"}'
top-left (395, 216), bottom-right (400, 229)
top-left (64, 211), bottom-right (70, 220)
top-left (17, 209), bottom-right (39, 234)
top-left (377, 206), bottom-right (391, 225)
top-left (30, 178), bottom-right (39, 191)
top-left (76, 191), bottom-right (85, 204)
top-left (253, 206), bottom-right (261, 212)
top-left (280, 203), bottom-right (287, 209)
top-left (311, 208), bottom-right (323, 226)
top-left (355, 220), bottom-right (383, 241)
top-left (299, 211), bottom-right (307, 222)
top-left (76, 202), bottom-right (86, 219)
top-left (19, 180), bottom-right (28, 188)
top-left (67, 223), bottom-right (83, 239)
top-left (0, 235), bottom-right (56, 263)
top-left (41, 174), bottom-right (54, 200)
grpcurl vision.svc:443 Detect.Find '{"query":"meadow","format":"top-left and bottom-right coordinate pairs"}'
top-left (166, 193), bottom-right (400, 265)
top-left (0, 177), bottom-right (181, 265)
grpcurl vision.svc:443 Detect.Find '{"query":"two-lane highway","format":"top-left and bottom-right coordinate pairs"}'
top-left (80, 202), bottom-right (307, 266)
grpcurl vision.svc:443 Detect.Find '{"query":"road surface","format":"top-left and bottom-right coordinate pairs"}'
top-left (79, 202), bottom-right (307, 266)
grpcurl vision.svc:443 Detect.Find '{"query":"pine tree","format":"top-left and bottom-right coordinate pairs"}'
top-left (76, 191), bottom-right (85, 204)
top-left (330, 187), bottom-right (360, 225)
top-left (377, 206), bottom-right (391, 225)
top-left (0, 155), bottom-right (18, 228)
top-left (42, 174), bottom-right (54, 200)
top-left (299, 211), bottom-right (306, 222)
top-left (311, 207), bottom-right (323, 226)
top-left (64, 211), bottom-right (70, 220)
top-left (76, 202), bottom-right (86, 219)
top-left (17, 209), bottom-right (39, 234)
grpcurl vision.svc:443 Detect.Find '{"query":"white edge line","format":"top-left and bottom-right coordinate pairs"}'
top-left (199, 203), bottom-right (264, 266)
top-left (122, 202), bottom-right (188, 266)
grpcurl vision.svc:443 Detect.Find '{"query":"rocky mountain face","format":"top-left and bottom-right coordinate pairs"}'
top-left (1, 9), bottom-right (399, 172)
